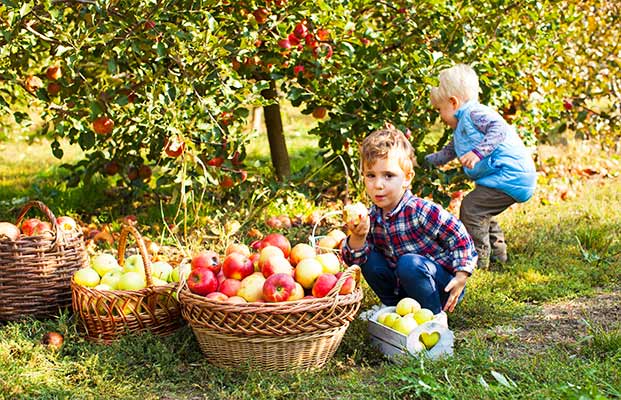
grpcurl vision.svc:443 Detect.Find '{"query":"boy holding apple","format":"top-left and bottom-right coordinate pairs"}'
top-left (341, 128), bottom-right (477, 314)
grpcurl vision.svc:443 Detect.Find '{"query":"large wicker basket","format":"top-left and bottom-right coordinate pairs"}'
top-left (71, 225), bottom-right (183, 343)
top-left (179, 265), bottom-right (363, 372)
top-left (0, 201), bottom-right (88, 321)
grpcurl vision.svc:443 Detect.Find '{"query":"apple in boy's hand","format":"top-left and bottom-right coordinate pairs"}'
top-left (343, 202), bottom-right (368, 226)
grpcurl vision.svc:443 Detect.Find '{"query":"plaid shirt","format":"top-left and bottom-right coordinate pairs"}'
top-left (342, 190), bottom-right (477, 275)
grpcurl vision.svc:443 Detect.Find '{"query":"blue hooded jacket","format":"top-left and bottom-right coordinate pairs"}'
top-left (453, 101), bottom-right (537, 202)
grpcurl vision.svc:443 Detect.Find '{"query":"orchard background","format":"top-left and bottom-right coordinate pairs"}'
top-left (0, 1), bottom-right (620, 399)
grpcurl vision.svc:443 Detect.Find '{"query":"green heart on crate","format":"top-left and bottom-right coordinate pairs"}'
top-left (419, 331), bottom-right (441, 350)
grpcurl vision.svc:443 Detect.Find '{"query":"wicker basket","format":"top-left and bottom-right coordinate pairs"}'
top-left (0, 201), bottom-right (88, 321)
top-left (179, 264), bottom-right (363, 372)
top-left (71, 225), bottom-right (183, 343)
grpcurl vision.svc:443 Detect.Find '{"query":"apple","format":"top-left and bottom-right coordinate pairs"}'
top-left (170, 263), bottom-right (191, 283)
top-left (316, 235), bottom-right (339, 251)
top-left (221, 252), bottom-right (254, 280)
top-left (187, 266), bottom-right (218, 296)
top-left (225, 242), bottom-right (251, 257)
top-left (73, 268), bottom-right (100, 287)
top-left (219, 278), bottom-right (242, 297)
top-left (164, 136), bottom-right (185, 157)
top-left (138, 165), bottom-right (152, 180)
top-left (293, 21), bottom-right (308, 38)
top-left (46, 64), bottom-right (62, 80)
top-left (260, 233), bottom-right (291, 258)
top-left (33, 221), bottom-right (52, 236)
top-left (278, 38), bottom-right (292, 49)
top-left (21, 218), bottom-right (42, 236)
top-left (191, 250), bottom-right (220, 273)
top-left (237, 272), bottom-right (266, 302)
top-left (90, 253), bottom-right (120, 277)
top-left (117, 271), bottom-right (147, 291)
top-left (258, 245), bottom-right (285, 268)
top-left (207, 156), bottom-right (224, 167)
top-left (395, 297), bottom-right (422, 316)
top-left (249, 252), bottom-right (260, 271)
top-left (260, 255), bottom-right (293, 278)
top-left (47, 82), bottom-right (61, 96)
top-left (205, 291), bottom-right (228, 301)
top-left (420, 332), bottom-right (441, 349)
top-left (123, 254), bottom-right (145, 275)
top-left (253, 8), bottom-right (269, 24)
top-left (56, 216), bottom-right (77, 232)
top-left (289, 243), bottom-right (316, 266)
top-left (151, 261), bottom-right (173, 282)
top-left (316, 253), bottom-right (341, 274)
top-left (413, 308), bottom-right (434, 325)
top-left (94, 283), bottom-right (112, 291)
top-left (0, 222), bottom-right (20, 241)
top-left (382, 312), bottom-right (401, 328)
top-left (288, 282), bottom-right (305, 301)
top-left (220, 176), bottom-right (234, 189)
top-left (343, 202), bottom-right (368, 226)
top-left (294, 258), bottom-right (324, 289)
top-left (334, 271), bottom-right (355, 295)
top-left (392, 315), bottom-right (418, 335)
top-left (311, 273), bottom-right (338, 298)
top-left (226, 295), bottom-right (247, 304)
top-left (92, 116), bottom-right (114, 136)
top-left (100, 270), bottom-right (123, 289)
top-left (24, 75), bottom-right (43, 93)
top-left (312, 107), bottom-right (327, 119)
top-left (327, 229), bottom-right (347, 246)
top-left (41, 331), bottom-right (64, 349)
top-left (376, 312), bottom-right (389, 325)
top-left (263, 273), bottom-right (296, 302)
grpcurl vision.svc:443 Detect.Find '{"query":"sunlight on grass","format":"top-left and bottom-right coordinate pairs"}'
top-left (521, 269), bottom-right (552, 285)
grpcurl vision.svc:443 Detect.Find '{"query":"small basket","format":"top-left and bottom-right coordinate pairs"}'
top-left (178, 265), bottom-right (363, 372)
top-left (0, 201), bottom-right (88, 321)
top-left (71, 225), bottom-right (183, 343)
top-left (309, 210), bottom-right (344, 256)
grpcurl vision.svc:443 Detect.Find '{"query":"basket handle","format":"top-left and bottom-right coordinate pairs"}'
top-left (117, 224), bottom-right (154, 287)
top-left (15, 200), bottom-right (65, 244)
top-left (326, 264), bottom-right (361, 298)
top-left (309, 210), bottom-right (343, 247)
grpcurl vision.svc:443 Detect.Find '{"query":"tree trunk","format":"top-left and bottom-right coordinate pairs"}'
top-left (261, 80), bottom-right (290, 180)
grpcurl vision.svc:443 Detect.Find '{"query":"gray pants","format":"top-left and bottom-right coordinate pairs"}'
top-left (459, 185), bottom-right (516, 268)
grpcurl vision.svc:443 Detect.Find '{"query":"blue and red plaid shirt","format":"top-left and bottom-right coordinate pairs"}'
top-left (341, 190), bottom-right (477, 275)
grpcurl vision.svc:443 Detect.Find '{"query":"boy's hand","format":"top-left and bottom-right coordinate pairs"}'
top-left (344, 211), bottom-right (370, 250)
top-left (443, 271), bottom-right (468, 312)
top-left (459, 151), bottom-right (480, 169)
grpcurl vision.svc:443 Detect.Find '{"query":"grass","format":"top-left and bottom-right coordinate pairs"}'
top-left (1, 133), bottom-right (620, 399)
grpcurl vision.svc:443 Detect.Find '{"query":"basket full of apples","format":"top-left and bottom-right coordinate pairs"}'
top-left (71, 224), bottom-right (184, 343)
top-left (0, 200), bottom-right (88, 321)
top-left (177, 232), bottom-right (363, 372)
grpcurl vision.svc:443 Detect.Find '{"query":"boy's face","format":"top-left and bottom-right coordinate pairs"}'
top-left (363, 152), bottom-right (413, 214)
top-left (434, 96), bottom-right (460, 129)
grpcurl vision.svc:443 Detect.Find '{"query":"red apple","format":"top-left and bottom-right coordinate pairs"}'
top-left (260, 233), bottom-right (291, 258)
top-left (219, 278), bottom-right (242, 297)
top-left (0, 222), bottom-right (20, 241)
top-left (24, 75), bottom-right (43, 93)
top-left (260, 255), bottom-right (293, 278)
top-left (47, 82), bottom-right (61, 96)
top-left (293, 21), bottom-right (308, 39)
top-left (205, 291), bottom-right (228, 301)
top-left (249, 252), bottom-right (260, 271)
top-left (207, 157), bottom-right (224, 167)
top-left (289, 243), bottom-right (316, 266)
top-left (288, 282), bottom-right (305, 301)
top-left (220, 176), bottom-right (234, 189)
top-left (92, 116), bottom-right (114, 136)
top-left (164, 136), bottom-right (185, 157)
top-left (21, 218), bottom-right (42, 236)
top-left (221, 252), bottom-right (254, 280)
top-left (335, 271), bottom-right (355, 295)
top-left (293, 65), bottom-right (304, 75)
top-left (253, 8), bottom-right (269, 24)
top-left (138, 165), bottom-right (152, 180)
top-left (103, 161), bottom-right (120, 175)
top-left (312, 273), bottom-right (338, 298)
top-left (56, 216), bottom-right (77, 233)
top-left (46, 64), bottom-right (62, 80)
top-left (191, 250), bottom-right (220, 273)
top-left (34, 221), bottom-right (52, 235)
top-left (225, 242), bottom-right (251, 257)
top-left (187, 266), bottom-right (219, 296)
top-left (250, 239), bottom-right (263, 251)
top-left (263, 273), bottom-right (296, 302)
top-left (278, 38), bottom-right (292, 49)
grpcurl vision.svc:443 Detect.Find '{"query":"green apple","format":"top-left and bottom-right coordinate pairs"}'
top-left (117, 271), bottom-right (146, 291)
top-left (94, 283), bottom-right (112, 291)
top-left (73, 268), bottom-right (100, 288)
top-left (392, 315), bottom-right (418, 335)
top-left (170, 264), bottom-right (191, 283)
top-left (413, 308), bottom-right (434, 325)
top-left (420, 331), bottom-right (441, 349)
top-left (382, 312), bottom-right (401, 328)
top-left (395, 297), bottom-right (421, 316)
top-left (151, 261), bottom-right (173, 282)
top-left (90, 253), bottom-right (121, 277)
top-left (151, 277), bottom-right (169, 286)
top-left (100, 270), bottom-right (123, 289)
top-left (123, 254), bottom-right (145, 275)
top-left (377, 312), bottom-right (389, 325)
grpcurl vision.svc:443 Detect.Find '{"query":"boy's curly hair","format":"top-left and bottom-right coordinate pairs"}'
top-left (360, 128), bottom-right (416, 175)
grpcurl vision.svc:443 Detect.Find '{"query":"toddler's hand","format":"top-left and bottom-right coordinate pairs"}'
top-left (343, 202), bottom-right (368, 227)
top-left (459, 151), bottom-right (480, 169)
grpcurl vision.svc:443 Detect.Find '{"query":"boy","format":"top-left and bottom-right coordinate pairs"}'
top-left (341, 128), bottom-right (477, 314)
top-left (425, 64), bottom-right (537, 268)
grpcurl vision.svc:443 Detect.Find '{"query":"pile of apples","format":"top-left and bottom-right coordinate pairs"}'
top-left (376, 298), bottom-right (442, 350)
top-left (0, 216), bottom-right (78, 241)
top-left (185, 231), bottom-right (356, 303)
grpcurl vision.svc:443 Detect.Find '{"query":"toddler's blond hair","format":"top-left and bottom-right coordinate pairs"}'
top-left (430, 64), bottom-right (479, 107)
top-left (360, 128), bottom-right (416, 176)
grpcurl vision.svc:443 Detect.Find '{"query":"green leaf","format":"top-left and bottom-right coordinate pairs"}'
top-left (78, 130), bottom-right (96, 150)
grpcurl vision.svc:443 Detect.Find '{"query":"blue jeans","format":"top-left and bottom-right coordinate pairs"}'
top-left (361, 251), bottom-right (465, 314)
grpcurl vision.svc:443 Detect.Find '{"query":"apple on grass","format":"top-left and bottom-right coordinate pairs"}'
top-left (289, 243), bottom-right (316, 266)
top-left (263, 273), bottom-right (296, 302)
top-left (294, 258), bottom-right (324, 289)
top-left (311, 273), bottom-right (338, 298)
top-left (73, 268), bottom-right (100, 288)
top-left (237, 272), bottom-right (266, 302)
top-left (222, 252), bottom-right (254, 280)
top-left (395, 297), bottom-right (422, 316)
top-left (187, 266), bottom-right (218, 296)
top-left (191, 250), bottom-right (220, 273)
top-left (91, 253), bottom-right (121, 277)
top-left (316, 252), bottom-right (341, 274)
top-left (0, 222), bottom-right (20, 241)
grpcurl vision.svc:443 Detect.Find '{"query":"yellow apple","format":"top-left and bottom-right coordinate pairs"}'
top-left (90, 253), bottom-right (121, 277)
top-left (117, 271), bottom-right (146, 291)
top-left (413, 308), bottom-right (434, 325)
top-left (420, 331), bottom-right (441, 349)
top-left (315, 252), bottom-right (341, 274)
top-left (294, 258), bottom-right (324, 289)
top-left (395, 297), bottom-right (421, 316)
top-left (377, 312), bottom-right (389, 325)
top-left (392, 315), bottom-right (418, 335)
top-left (100, 270), bottom-right (122, 290)
top-left (170, 263), bottom-right (191, 283)
top-left (73, 268), bottom-right (100, 288)
top-left (288, 282), bottom-right (305, 301)
top-left (237, 273), bottom-right (266, 302)
top-left (289, 243), bottom-right (316, 266)
top-left (151, 261), bottom-right (173, 282)
top-left (382, 312), bottom-right (401, 328)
